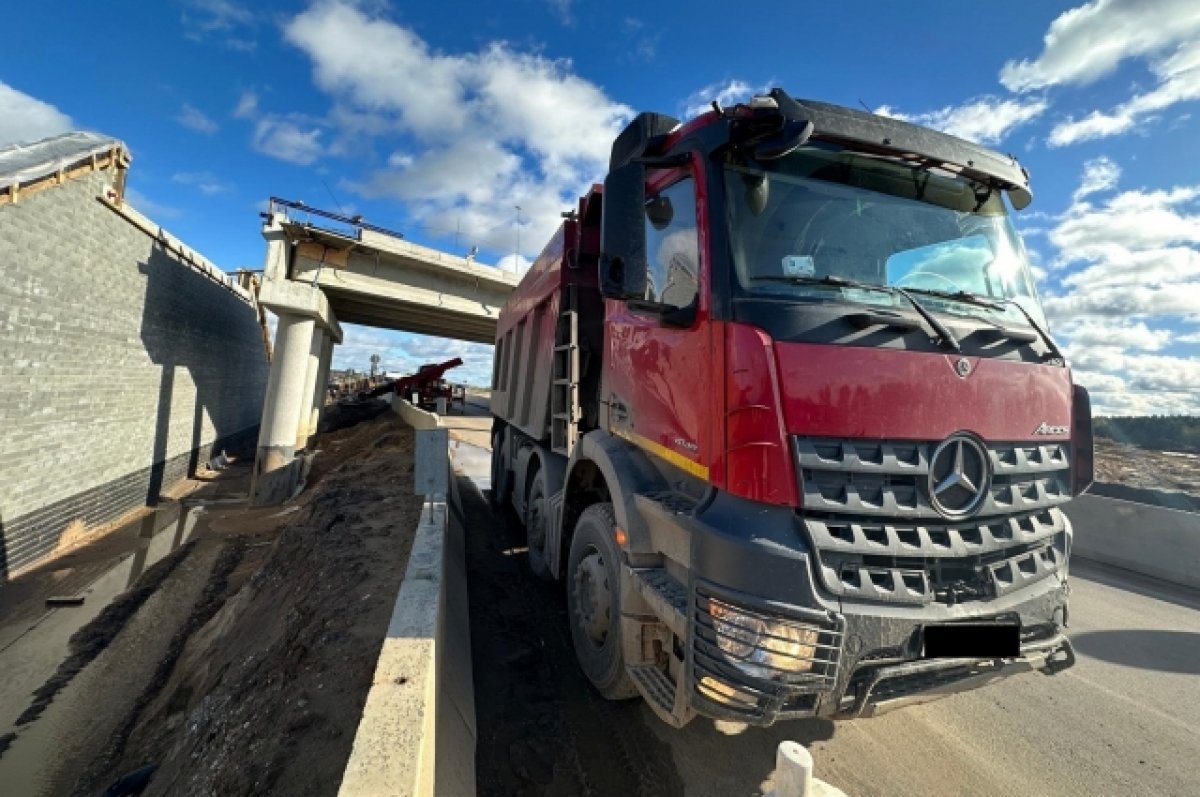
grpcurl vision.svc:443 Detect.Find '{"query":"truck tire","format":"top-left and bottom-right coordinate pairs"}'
top-left (566, 503), bottom-right (639, 700)
top-left (489, 430), bottom-right (508, 510)
top-left (526, 471), bottom-right (553, 580)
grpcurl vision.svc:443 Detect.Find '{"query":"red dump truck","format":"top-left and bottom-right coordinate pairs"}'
top-left (395, 358), bottom-right (464, 412)
top-left (489, 90), bottom-right (1092, 728)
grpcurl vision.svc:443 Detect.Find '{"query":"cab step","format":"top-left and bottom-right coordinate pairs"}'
top-left (628, 566), bottom-right (688, 639)
top-left (628, 664), bottom-right (676, 716)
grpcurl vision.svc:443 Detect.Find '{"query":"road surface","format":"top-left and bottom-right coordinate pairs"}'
top-left (454, 424), bottom-right (1200, 797)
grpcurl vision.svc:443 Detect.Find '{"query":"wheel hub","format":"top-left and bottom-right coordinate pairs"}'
top-left (574, 550), bottom-right (611, 646)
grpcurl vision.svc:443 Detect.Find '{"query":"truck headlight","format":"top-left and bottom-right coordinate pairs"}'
top-left (709, 599), bottom-right (821, 677)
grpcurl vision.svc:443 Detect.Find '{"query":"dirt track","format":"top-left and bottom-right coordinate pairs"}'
top-left (462, 475), bottom-right (686, 797)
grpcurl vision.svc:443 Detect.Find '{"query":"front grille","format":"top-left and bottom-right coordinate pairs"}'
top-left (689, 585), bottom-right (843, 719)
top-left (795, 435), bottom-right (1072, 606)
top-left (795, 437), bottom-right (1071, 519)
top-left (803, 512), bottom-right (1069, 605)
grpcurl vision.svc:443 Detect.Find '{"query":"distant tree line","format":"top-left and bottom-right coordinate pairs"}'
top-left (1093, 415), bottom-right (1200, 452)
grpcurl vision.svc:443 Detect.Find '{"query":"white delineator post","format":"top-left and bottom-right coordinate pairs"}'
top-left (769, 741), bottom-right (850, 797)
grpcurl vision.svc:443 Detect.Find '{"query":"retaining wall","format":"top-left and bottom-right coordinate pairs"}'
top-left (0, 169), bottom-right (269, 579)
top-left (1065, 494), bottom-right (1200, 590)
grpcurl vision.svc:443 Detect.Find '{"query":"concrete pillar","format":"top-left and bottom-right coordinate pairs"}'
top-left (296, 328), bottom-right (326, 450)
top-left (251, 313), bottom-right (316, 505)
top-left (305, 332), bottom-right (334, 448)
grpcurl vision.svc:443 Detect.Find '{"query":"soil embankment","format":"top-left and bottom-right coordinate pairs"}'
top-left (2, 401), bottom-right (421, 796)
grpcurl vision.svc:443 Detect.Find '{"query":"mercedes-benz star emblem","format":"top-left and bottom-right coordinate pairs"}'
top-left (928, 434), bottom-right (991, 518)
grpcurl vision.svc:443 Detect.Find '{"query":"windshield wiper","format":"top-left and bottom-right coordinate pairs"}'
top-left (751, 275), bottom-right (961, 351)
top-left (996, 298), bottom-right (1064, 362)
top-left (903, 287), bottom-right (1064, 361)
top-left (902, 287), bottom-right (1004, 310)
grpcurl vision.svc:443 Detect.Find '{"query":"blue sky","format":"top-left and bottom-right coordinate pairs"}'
top-left (2, 0), bottom-right (1198, 413)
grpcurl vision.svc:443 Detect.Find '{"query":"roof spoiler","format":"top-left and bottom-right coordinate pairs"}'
top-left (612, 89), bottom-right (1036, 210)
top-left (781, 92), bottom-right (1033, 210)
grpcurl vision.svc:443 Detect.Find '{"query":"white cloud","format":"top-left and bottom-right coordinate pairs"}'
top-left (1056, 318), bottom-right (1171, 351)
top-left (681, 79), bottom-right (765, 120)
top-left (1042, 159), bottom-right (1200, 414)
top-left (0, 81), bottom-right (72, 146)
top-left (251, 118), bottom-right (323, 166)
top-left (175, 103), bottom-right (218, 135)
top-left (622, 18), bottom-right (658, 62)
top-left (124, 186), bottom-right (181, 220)
top-left (181, 0), bottom-right (256, 49)
top-left (545, 0), bottom-right (574, 26)
top-left (875, 95), bottom-right (1048, 145)
top-left (1072, 156), bottom-right (1121, 202)
top-left (233, 89), bottom-right (325, 167)
top-left (495, 253), bottom-right (532, 276)
top-left (1000, 0), bottom-right (1200, 92)
top-left (1047, 39), bottom-right (1200, 146)
top-left (281, 1), bottom-right (633, 260)
top-left (233, 90), bottom-right (258, 119)
top-left (1050, 185), bottom-right (1200, 289)
top-left (172, 170), bottom-right (232, 195)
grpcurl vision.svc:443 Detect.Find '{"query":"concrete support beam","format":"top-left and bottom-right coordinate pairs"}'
top-left (296, 328), bottom-right (326, 450)
top-left (251, 313), bottom-right (315, 505)
top-left (258, 212), bottom-right (345, 344)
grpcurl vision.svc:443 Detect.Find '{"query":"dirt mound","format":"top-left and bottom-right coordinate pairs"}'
top-left (1092, 438), bottom-right (1200, 511)
top-left (317, 398), bottom-right (390, 435)
top-left (74, 411), bottom-right (422, 796)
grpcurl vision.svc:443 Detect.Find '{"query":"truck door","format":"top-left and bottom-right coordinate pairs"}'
top-left (605, 169), bottom-right (716, 483)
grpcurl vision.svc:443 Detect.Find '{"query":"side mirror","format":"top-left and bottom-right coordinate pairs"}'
top-left (600, 161), bottom-right (648, 299)
top-left (1071, 384), bottom-right (1094, 495)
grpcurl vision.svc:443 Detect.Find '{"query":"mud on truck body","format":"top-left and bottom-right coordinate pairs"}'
top-left (489, 89), bottom-right (1092, 728)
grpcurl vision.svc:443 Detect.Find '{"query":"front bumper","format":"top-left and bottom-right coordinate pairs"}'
top-left (684, 579), bottom-right (1074, 725)
top-left (644, 489), bottom-right (1075, 726)
top-left (836, 631), bottom-right (1075, 719)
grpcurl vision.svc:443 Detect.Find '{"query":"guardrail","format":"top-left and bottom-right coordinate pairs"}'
top-left (1065, 493), bottom-right (1200, 590)
top-left (339, 398), bottom-right (476, 796)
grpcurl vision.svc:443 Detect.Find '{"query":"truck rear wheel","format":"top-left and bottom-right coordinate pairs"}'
top-left (526, 472), bottom-right (553, 580)
top-left (566, 503), bottom-right (639, 700)
top-left (489, 430), bottom-right (507, 510)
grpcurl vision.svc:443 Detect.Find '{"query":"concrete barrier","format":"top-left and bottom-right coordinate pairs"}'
top-left (391, 393), bottom-right (440, 430)
top-left (339, 400), bottom-right (476, 797)
top-left (1065, 494), bottom-right (1200, 591)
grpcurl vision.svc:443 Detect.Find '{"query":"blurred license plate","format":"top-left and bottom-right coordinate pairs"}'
top-left (923, 623), bottom-right (1019, 658)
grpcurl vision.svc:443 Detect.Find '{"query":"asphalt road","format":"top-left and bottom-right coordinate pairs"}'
top-left (454, 417), bottom-right (1200, 797)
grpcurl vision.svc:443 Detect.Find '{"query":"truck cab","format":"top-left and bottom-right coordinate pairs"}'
top-left (490, 90), bottom-right (1091, 728)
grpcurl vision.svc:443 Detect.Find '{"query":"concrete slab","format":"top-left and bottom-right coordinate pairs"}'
top-left (339, 501), bottom-right (445, 797)
top-left (340, 407), bottom-right (476, 797)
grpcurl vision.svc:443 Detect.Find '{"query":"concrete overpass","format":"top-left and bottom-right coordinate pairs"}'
top-left (250, 199), bottom-right (518, 503)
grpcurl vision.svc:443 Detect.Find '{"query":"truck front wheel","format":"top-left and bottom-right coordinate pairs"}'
top-left (566, 503), bottom-right (639, 700)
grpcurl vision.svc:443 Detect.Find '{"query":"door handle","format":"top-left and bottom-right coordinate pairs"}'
top-left (610, 399), bottom-right (629, 422)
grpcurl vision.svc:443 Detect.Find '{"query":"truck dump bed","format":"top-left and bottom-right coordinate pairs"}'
top-left (491, 190), bottom-right (603, 446)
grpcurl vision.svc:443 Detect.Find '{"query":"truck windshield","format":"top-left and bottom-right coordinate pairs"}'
top-left (724, 147), bottom-right (1047, 328)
